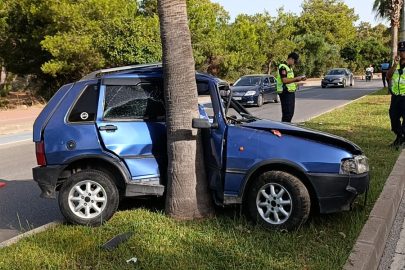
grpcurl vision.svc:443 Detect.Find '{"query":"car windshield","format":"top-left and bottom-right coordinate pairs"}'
top-left (327, 69), bottom-right (345, 75)
top-left (233, 76), bottom-right (262, 86)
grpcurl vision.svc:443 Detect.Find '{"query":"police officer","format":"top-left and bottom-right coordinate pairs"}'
top-left (276, 52), bottom-right (307, 122)
top-left (380, 58), bottom-right (390, 87)
top-left (386, 41), bottom-right (405, 148)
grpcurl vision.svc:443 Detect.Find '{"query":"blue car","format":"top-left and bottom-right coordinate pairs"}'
top-left (32, 63), bottom-right (370, 230)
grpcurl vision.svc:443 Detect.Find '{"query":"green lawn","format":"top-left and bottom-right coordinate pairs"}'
top-left (0, 89), bottom-right (401, 270)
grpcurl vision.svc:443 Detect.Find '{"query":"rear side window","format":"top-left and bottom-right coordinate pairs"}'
top-left (103, 82), bottom-right (165, 120)
top-left (68, 84), bottom-right (99, 123)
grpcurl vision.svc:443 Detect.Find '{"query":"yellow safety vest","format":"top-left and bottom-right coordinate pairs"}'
top-left (392, 62), bottom-right (405, 95)
top-left (277, 63), bottom-right (296, 93)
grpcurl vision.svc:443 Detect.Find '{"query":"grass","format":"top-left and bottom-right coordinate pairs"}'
top-left (0, 88), bottom-right (401, 270)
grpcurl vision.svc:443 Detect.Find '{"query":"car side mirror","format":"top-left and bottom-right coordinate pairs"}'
top-left (192, 118), bottom-right (218, 129)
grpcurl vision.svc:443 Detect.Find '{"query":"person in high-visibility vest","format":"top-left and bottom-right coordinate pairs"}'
top-left (276, 52), bottom-right (307, 122)
top-left (386, 41), bottom-right (405, 149)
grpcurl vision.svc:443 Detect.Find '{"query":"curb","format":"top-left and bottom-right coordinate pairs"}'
top-left (344, 149), bottom-right (405, 270)
top-left (0, 219), bottom-right (65, 249)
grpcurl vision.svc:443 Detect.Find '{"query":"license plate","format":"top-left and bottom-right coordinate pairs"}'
top-left (234, 97), bottom-right (242, 100)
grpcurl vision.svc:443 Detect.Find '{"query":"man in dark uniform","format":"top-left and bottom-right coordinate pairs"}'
top-left (386, 42), bottom-right (405, 149)
top-left (380, 58), bottom-right (390, 87)
top-left (276, 52), bottom-right (307, 122)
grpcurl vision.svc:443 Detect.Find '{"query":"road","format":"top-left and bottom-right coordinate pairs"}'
top-left (0, 79), bottom-right (383, 243)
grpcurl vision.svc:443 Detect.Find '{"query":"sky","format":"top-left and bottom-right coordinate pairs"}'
top-left (212, 0), bottom-right (389, 27)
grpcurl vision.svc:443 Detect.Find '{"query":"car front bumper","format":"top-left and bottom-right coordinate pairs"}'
top-left (32, 165), bottom-right (66, 199)
top-left (233, 95), bottom-right (258, 105)
top-left (322, 80), bottom-right (344, 86)
top-left (307, 172), bottom-right (370, 213)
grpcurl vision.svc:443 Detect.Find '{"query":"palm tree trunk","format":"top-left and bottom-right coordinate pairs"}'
top-left (157, 0), bottom-right (214, 220)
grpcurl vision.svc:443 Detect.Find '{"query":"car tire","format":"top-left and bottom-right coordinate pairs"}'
top-left (321, 84), bottom-right (326, 88)
top-left (342, 79), bottom-right (346, 88)
top-left (350, 78), bottom-right (354, 86)
top-left (247, 171), bottom-right (310, 231)
top-left (256, 94), bottom-right (264, 107)
top-left (274, 94), bottom-right (280, 103)
top-left (58, 169), bottom-right (119, 226)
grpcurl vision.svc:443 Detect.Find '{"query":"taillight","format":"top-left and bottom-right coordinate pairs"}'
top-left (35, 141), bottom-right (46, 166)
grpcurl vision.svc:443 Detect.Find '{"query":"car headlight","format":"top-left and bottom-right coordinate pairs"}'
top-left (339, 155), bottom-right (369, 174)
top-left (244, 91), bottom-right (256, 96)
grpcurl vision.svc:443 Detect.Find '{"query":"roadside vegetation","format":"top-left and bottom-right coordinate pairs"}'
top-left (0, 88), bottom-right (400, 270)
top-left (0, 0), bottom-right (391, 100)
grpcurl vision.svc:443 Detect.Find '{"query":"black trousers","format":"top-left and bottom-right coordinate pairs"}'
top-left (279, 91), bottom-right (295, 122)
top-left (389, 94), bottom-right (405, 136)
top-left (382, 72), bottom-right (388, 87)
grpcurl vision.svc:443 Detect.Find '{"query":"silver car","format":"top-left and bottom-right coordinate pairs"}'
top-left (321, 68), bottom-right (354, 88)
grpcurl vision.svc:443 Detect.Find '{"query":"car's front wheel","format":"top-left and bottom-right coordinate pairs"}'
top-left (342, 79), bottom-right (346, 88)
top-left (59, 169), bottom-right (119, 226)
top-left (321, 84), bottom-right (326, 88)
top-left (256, 94), bottom-right (264, 107)
top-left (274, 94), bottom-right (280, 103)
top-left (350, 78), bottom-right (354, 86)
top-left (247, 171), bottom-right (310, 231)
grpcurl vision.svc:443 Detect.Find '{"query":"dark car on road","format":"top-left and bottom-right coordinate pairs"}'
top-left (32, 63), bottom-right (370, 231)
top-left (321, 68), bottom-right (354, 88)
top-left (231, 74), bottom-right (279, 106)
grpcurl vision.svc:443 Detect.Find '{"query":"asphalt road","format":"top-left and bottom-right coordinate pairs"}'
top-left (0, 79), bottom-right (383, 243)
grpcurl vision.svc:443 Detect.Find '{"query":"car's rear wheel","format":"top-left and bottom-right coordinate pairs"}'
top-left (257, 94), bottom-right (264, 107)
top-left (247, 171), bottom-right (310, 231)
top-left (59, 169), bottom-right (119, 226)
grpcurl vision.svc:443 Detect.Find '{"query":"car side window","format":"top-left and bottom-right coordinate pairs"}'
top-left (263, 78), bottom-right (269, 85)
top-left (269, 77), bottom-right (275, 83)
top-left (197, 81), bottom-right (214, 119)
top-left (68, 84), bottom-right (99, 123)
top-left (103, 82), bottom-right (165, 121)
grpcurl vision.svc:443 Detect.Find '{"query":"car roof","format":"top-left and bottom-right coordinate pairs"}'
top-left (240, 74), bottom-right (273, 77)
top-left (79, 62), bottom-right (222, 83)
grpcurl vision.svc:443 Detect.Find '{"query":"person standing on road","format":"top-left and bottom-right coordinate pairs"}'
top-left (276, 52), bottom-right (307, 122)
top-left (380, 58), bottom-right (390, 88)
top-left (386, 41), bottom-right (405, 149)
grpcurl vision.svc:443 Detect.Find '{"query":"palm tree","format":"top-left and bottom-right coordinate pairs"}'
top-left (373, 0), bottom-right (403, 90)
top-left (373, 0), bottom-right (403, 62)
top-left (157, 0), bottom-right (214, 219)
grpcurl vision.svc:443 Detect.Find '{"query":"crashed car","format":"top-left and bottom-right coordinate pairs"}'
top-left (32, 63), bottom-right (370, 230)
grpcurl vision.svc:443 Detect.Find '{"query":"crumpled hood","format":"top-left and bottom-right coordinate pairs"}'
top-left (241, 120), bottom-right (362, 155)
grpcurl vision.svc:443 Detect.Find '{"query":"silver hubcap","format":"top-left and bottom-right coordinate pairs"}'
top-left (68, 180), bottom-right (107, 219)
top-left (256, 183), bottom-right (292, 224)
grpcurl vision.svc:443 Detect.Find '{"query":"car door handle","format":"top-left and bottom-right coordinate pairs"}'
top-left (99, 125), bottom-right (118, 131)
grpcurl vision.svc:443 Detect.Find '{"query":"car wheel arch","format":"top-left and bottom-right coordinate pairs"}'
top-left (57, 156), bottom-right (129, 193)
top-left (240, 160), bottom-right (319, 211)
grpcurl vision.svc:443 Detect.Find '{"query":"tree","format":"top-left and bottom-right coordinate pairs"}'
top-left (373, 0), bottom-right (403, 90)
top-left (157, 0), bottom-right (214, 219)
top-left (297, 0), bottom-right (359, 49)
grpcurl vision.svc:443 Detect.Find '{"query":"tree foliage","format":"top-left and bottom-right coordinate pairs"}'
top-left (0, 0), bottom-right (395, 97)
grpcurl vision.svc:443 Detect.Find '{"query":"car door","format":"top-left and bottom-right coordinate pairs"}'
top-left (268, 76), bottom-right (277, 100)
top-left (95, 77), bottom-right (167, 182)
top-left (262, 77), bottom-right (271, 101)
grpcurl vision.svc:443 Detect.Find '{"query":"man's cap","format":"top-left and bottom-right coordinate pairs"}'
top-left (399, 41), bottom-right (405, 51)
top-left (288, 52), bottom-right (299, 64)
